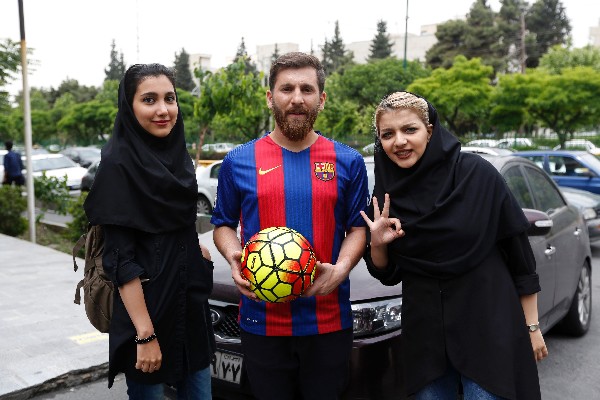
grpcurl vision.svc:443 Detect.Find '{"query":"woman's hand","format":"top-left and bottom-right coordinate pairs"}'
top-left (135, 339), bottom-right (162, 373)
top-left (530, 330), bottom-right (549, 362)
top-left (360, 193), bottom-right (404, 247)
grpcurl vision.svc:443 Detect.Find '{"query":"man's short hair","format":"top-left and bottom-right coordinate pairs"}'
top-left (5, 140), bottom-right (13, 151)
top-left (269, 52), bottom-right (325, 93)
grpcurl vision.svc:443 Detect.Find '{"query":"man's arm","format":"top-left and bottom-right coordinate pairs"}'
top-left (303, 226), bottom-right (366, 297)
top-left (213, 225), bottom-right (255, 299)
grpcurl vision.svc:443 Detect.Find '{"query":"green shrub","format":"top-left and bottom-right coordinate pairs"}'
top-left (34, 173), bottom-right (72, 215)
top-left (0, 185), bottom-right (28, 236)
top-left (65, 191), bottom-right (89, 242)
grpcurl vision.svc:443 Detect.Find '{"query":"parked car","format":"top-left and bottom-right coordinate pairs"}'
top-left (465, 139), bottom-right (499, 147)
top-left (362, 143), bottom-right (376, 154)
top-left (203, 154), bottom-right (592, 400)
top-left (196, 160), bottom-right (221, 214)
top-left (80, 160), bottom-right (100, 191)
top-left (497, 137), bottom-right (533, 148)
top-left (27, 154), bottom-right (88, 190)
top-left (0, 149), bottom-right (6, 183)
top-left (60, 146), bottom-right (101, 168)
top-left (461, 146), bottom-right (514, 156)
top-left (514, 150), bottom-right (600, 194)
top-left (561, 186), bottom-right (600, 243)
top-left (553, 139), bottom-right (600, 156)
top-left (201, 142), bottom-right (236, 153)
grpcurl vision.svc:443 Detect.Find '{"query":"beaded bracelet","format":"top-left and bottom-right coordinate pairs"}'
top-left (135, 333), bottom-right (157, 345)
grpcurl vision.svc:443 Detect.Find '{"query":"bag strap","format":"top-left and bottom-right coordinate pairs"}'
top-left (74, 278), bottom-right (84, 305)
top-left (72, 232), bottom-right (86, 272)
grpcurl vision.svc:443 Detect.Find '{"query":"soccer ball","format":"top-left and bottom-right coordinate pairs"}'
top-left (240, 226), bottom-right (317, 303)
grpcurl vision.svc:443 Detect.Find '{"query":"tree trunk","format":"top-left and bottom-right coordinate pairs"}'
top-left (194, 126), bottom-right (209, 170)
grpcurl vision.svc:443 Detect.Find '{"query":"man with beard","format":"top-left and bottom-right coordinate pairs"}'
top-left (211, 52), bottom-right (368, 400)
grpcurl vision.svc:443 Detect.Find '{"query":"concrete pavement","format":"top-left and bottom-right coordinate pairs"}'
top-left (0, 233), bottom-right (111, 399)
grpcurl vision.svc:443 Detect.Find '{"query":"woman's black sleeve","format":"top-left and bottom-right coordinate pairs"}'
top-left (102, 224), bottom-right (146, 287)
top-left (498, 232), bottom-right (541, 296)
top-left (363, 245), bottom-right (403, 286)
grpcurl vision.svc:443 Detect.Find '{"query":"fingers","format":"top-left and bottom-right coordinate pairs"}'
top-left (135, 359), bottom-right (162, 373)
top-left (359, 210), bottom-right (374, 228)
top-left (372, 195), bottom-right (381, 219)
top-left (382, 193), bottom-right (391, 218)
top-left (535, 345), bottom-right (549, 361)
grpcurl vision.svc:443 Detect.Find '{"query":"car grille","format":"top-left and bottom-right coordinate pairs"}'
top-left (210, 303), bottom-right (241, 341)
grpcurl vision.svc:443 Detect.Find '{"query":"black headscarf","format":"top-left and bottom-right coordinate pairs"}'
top-left (370, 94), bottom-right (529, 279)
top-left (84, 70), bottom-right (198, 234)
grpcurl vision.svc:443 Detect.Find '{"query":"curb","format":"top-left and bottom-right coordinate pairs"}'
top-left (0, 363), bottom-right (109, 400)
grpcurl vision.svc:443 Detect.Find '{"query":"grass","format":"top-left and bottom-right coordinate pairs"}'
top-left (18, 223), bottom-right (75, 255)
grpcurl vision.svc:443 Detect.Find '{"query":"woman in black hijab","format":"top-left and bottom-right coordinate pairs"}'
top-left (84, 64), bottom-right (215, 399)
top-left (360, 92), bottom-right (547, 399)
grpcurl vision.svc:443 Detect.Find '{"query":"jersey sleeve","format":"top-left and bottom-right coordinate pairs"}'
top-left (210, 154), bottom-right (240, 228)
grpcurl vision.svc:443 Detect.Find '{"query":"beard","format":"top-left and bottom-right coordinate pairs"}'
top-left (271, 101), bottom-right (321, 142)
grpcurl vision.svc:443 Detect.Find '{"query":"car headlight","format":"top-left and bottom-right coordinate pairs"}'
top-left (352, 297), bottom-right (402, 337)
top-left (581, 207), bottom-right (597, 220)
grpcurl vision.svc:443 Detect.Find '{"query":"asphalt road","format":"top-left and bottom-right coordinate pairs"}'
top-left (29, 243), bottom-right (600, 400)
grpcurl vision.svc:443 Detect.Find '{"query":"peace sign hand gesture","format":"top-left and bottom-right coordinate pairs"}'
top-left (360, 193), bottom-right (405, 247)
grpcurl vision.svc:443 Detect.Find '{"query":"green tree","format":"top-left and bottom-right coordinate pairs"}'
top-left (497, 0), bottom-right (529, 72)
top-left (321, 21), bottom-right (354, 75)
top-left (234, 37), bottom-right (258, 75)
top-left (539, 45), bottom-right (600, 74)
top-left (490, 72), bottom-right (537, 134)
top-left (525, 0), bottom-right (571, 67)
top-left (0, 38), bottom-right (20, 87)
top-left (368, 20), bottom-right (394, 61)
top-left (104, 39), bottom-right (126, 82)
top-left (318, 58), bottom-right (430, 138)
top-left (57, 100), bottom-right (117, 145)
top-left (408, 55), bottom-right (494, 136)
top-left (173, 48), bottom-right (196, 91)
top-left (526, 67), bottom-right (600, 147)
top-left (463, 0), bottom-right (506, 74)
top-left (425, 19), bottom-right (470, 70)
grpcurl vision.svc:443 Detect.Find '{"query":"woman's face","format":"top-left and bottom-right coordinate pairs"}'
top-left (132, 75), bottom-right (178, 138)
top-left (377, 108), bottom-right (432, 169)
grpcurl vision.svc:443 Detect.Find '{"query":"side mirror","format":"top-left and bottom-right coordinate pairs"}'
top-left (523, 208), bottom-right (553, 236)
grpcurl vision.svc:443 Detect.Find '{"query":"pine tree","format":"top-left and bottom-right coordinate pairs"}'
top-left (104, 39), bottom-right (126, 82)
top-left (173, 48), bottom-right (195, 91)
top-left (525, 0), bottom-right (571, 67)
top-left (271, 44), bottom-right (280, 64)
top-left (463, 0), bottom-right (505, 73)
top-left (320, 21), bottom-right (354, 75)
top-left (497, 0), bottom-right (527, 72)
top-left (368, 20), bottom-right (394, 61)
top-left (234, 37), bottom-right (258, 75)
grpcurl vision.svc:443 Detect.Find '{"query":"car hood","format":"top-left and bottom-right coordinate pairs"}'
top-left (199, 231), bottom-right (402, 304)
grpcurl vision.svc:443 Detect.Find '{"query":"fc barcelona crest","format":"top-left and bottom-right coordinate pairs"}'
top-left (314, 162), bottom-right (335, 182)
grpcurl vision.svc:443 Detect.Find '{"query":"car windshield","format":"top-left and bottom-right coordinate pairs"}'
top-left (78, 148), bottom-right (101, 157)
top-left (31, 156), bottom-right (77, 172)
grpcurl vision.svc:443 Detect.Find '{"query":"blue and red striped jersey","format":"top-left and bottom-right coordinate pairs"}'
top-left (211, 133), bottom-right (369, 336)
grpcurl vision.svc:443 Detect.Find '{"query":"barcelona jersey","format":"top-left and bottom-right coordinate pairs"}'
top-left (211, 133), bottom-right (369, 336)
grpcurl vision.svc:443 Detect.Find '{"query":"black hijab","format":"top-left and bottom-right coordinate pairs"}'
top-left (370, 93), bottom-right (529, 279)
top-left (84, 66), bottom-right (198, 234)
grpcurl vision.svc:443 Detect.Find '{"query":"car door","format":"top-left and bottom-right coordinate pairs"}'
top-left (521, 164), bottom-right (585, 327)
top-left (502, 164), bottom-right (555, 326)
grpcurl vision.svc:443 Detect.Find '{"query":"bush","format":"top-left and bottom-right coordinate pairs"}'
top-left (34, 173), bottom-right (72, 215)
top-left (65, 191), bottom-right (89, 242)
top-left (0, 185), bottom-right (28, 236)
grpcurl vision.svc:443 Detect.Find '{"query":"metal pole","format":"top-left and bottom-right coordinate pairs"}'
top-left (403, 0), bottom-right (409, 69)
top-left (18, 0), bottom-right (36, 243)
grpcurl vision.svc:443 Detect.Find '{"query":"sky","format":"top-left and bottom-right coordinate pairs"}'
top-left (1, 0), bottom-right (598, 97)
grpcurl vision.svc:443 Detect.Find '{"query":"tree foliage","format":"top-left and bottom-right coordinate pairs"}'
top-left (425, 19), bottom-right (470, 70)
top-left (104, 39), bottom-right (126, 82)
top-left (369, 20), bottom-right (394, 61)
top-left (525, 0), bottom-right (571, 68)
top-left (408, 55), bottom-right (494, 135)
top-left (321, 21), bottom-right (354, 75)
top-left (173, 48), bottom-right (196, 91)
top-left (539, 45), bottom-right (600, 74)
top-left (234, 37), bottom-right (258, 75)
top-left (0, 38), bottom-right (20, 87)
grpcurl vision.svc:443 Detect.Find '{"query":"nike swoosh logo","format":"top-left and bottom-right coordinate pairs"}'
top-left (258, 165), bottom-right (281, 175)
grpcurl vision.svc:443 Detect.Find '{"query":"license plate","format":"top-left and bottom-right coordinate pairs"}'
top-left (211, 350), bottom-right (243, 384)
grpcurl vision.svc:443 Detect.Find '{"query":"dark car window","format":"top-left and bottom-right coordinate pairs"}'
top-left (210, 163), bottom-right (221, 179)
top-left (503, 166), bottom-right (534, 209)
top-left (523, 165), bottom-right (565, 214)
top-left (521, 155), bottom-right (545, 170)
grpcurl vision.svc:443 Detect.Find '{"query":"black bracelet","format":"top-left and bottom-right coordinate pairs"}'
top-left (135, 333), bottom-right (157, 344)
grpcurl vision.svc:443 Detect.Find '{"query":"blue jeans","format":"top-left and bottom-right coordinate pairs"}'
top-left (125, 366), bottom-right (211, 400)
top-left (415, 365), bottom-right (505, 400)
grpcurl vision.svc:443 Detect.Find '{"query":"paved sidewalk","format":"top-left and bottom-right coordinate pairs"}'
top-left (0, 233), bottom-right (109, 399)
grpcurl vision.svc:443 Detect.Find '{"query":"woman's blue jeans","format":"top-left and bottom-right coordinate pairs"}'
top-left (125, 366), bottom-right (211, 400)
top-left (415, 365), bottom-right (505, 400)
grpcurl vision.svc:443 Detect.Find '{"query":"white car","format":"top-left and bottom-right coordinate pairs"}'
top-left (27, 154), bottom-right (88, 190)
top-left (201, 143), bottom-right (236, 153)
top-left (0, 149), bottom-right (6, 183)
top-left (461, 146), bottom-right (514, 156)
top-left (553, 140), bottom-right (600, 156)
top-left (195, 160), bottom-right (222, 214)
top-left (497, 137), bottom-right (533, 148)
top-left (465, 139), bottom-right (499, 147)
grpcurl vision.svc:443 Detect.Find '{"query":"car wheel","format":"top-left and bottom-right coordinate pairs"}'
top-left (560, 261), bottom-right (592, 336)
top-left (197, 195), bottom-right (212, 215)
